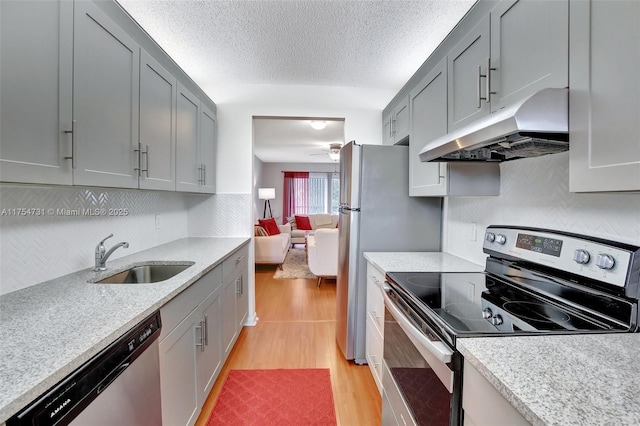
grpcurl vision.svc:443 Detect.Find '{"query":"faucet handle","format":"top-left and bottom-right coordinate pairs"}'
top-left (96, 233), bottom-right (114, 254)
top-left (99, 233), bottom-right (114, 245)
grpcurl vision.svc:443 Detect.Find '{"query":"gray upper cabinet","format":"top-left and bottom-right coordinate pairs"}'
top-left (448, 0), bottom-right (568, 131)
top-left (199, 105), bottom-right (218, 194)
top-left (139, 50), bottom-right (177, 191)
top-left (382, 96), bottom-right (410, 145)
top-left (569, 0), bottom-right (640, 192)
top-left (448, 14), bottom-right (491, 131)
top-left (489, 0), bottom-right (568, 112)
top-left (73, 1), bottom-right (140, 188)
top-left (409, 58), bottom-right (448, 196)
top-left (0, 0), bottom-right (73, 185)
top-left (1, 0), bottom-right (217, 194)
top-left (176, 84), bottom-right (201, 192)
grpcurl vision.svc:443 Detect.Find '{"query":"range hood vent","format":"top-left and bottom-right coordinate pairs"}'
top-left (419, 88), bottom-right (568, 162)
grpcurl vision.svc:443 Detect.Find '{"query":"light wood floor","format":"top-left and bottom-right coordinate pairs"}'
top-left (195, 260), bottom-right (382, 426)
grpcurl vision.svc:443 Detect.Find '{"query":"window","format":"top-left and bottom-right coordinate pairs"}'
top-left (283, 172), bottom-right (340, 219)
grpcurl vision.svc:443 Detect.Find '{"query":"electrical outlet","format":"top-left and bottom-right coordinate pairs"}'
top-left (155, 214), bottom-right (161, 229)
top-left (470, 222), bottom-right (477, 242)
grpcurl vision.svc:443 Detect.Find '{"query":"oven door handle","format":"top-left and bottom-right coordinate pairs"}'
top-left (382, 285), bottom-right (454, 365)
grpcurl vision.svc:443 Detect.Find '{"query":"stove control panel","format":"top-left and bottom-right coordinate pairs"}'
top-left (483, 227), bottom-right (638, 290)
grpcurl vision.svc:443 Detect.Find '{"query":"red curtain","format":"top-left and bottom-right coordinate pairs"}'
top-left (283, 172), bottom-right (309, 223)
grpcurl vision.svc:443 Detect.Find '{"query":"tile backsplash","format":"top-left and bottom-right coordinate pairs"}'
top-left (0, 185), bottom-right (251, 295)
top-left (445, 152), bottom-right (640, 265)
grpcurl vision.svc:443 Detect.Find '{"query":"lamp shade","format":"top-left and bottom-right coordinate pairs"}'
top-left (258, 188), bottom-right (275, 200)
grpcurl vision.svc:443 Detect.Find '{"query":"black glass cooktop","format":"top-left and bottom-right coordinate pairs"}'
top-left (385, 271), bottom-right (633, 341)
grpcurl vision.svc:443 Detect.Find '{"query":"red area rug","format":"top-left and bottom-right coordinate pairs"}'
top-left (207, 368), bottom-right (337, 426)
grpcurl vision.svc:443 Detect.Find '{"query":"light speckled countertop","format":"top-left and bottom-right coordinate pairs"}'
top-left (363, 251), bottom-right (485, 274)
top-left (459, 334), bottom-right (640, 425)
top-left (0, 237), bottom-right (249, 423)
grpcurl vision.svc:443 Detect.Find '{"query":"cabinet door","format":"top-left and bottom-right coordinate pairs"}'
top-left (448, 14), bottom-right (491, 131)
top-left (221, 275), bottom-right (238, 359)
top-left (490, 0), bottom-right (568, 112)
top-left (393, 96), bottom-right (410, 143)
top-left (195, 289), bottom-right (222, 405)
top-left (235, 265), bottom-right (249, 329)
top-left (569, 0), bottom-right (640, 192)
top-left (382, 112), bottom-right (394, 145)
top-left (409, 59), bottom-right (448, 196)
top-left (139, 50), bottom-right (176, 191)
top-left (176, 83), bottom-right (201, 192)
top-left (0, 0), bottom-right (73, 185)
top-left (199, 104), bottom-right (217, 194)
top-left (159, 313), bottom-right (199, 426)
top-left (73, 1), bottom-right (139, 188)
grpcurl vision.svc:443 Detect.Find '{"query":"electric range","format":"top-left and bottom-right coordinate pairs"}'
top-left (381, 226), bottom-right (640, 426)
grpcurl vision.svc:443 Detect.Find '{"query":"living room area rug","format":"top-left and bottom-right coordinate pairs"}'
top-left (206, 368), bottom-right (337, 426)
top-left (273, 248), bottom-right (317, 280)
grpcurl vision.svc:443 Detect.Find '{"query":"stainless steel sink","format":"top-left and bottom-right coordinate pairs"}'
top-left (95, 263), bottom-right (194, 284)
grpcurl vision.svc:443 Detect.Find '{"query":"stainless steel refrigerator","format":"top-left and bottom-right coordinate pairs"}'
top-left (336, 141), bottom-right (442, 363)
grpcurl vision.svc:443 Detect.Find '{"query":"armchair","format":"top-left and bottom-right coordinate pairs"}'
top-left (306, 228), bottom-right (339, 287)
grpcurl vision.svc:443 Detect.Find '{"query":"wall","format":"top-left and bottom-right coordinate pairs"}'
top-left (0, 184), bottom-right (190, 295)
top-left (208, 83), bottom-right (395, 194)
top-left (444, 152), bottom-right (640, 265)
top-left (257, 162), bottom-right (340, 222)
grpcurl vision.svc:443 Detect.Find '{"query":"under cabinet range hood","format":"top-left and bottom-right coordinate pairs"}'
top-left (419, 88), bottom-right (569, 162)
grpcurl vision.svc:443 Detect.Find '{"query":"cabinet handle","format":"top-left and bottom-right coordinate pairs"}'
top-left (203, 314), bottom-right (208, 346)
top-left (63, 120), bottom-right (76, 169)
top-left (197, 164), bottom-right (203, 184)
top-left (391, 116), bottom-right (396, 136)
top-left (486, 57), bottom-right (496, 104)
top-left (478, 65), bottom-right (487, 107)
top-left (202, 164), bottom-right (206, 185)
top-left (236, 277), bottom-right (243, 295)
top-left (134, 143), bottom-right (141, 174)
top-left (236, 255), bottom-right (245, 264)
top-left (195, 322), bottom-right (205, 352)
top-left (141, 144), bottom-right (149, 176)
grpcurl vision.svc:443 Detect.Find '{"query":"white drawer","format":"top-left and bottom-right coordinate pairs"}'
top-left (222, 244), bottom-right (249, 281)
top-left (366, 316), bottom-right (384, 395)
top-left (367, 263), bottom-right (385, 335)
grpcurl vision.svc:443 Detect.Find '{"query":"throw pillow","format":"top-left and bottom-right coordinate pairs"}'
top-left (258, 218), bottom-right (280, 235)
top-left (286, 216), bottom-right (298, 230)
top-left (254, 226), bottom-right (269, 237)
top-left (295, 215), bottom-right (312, 230)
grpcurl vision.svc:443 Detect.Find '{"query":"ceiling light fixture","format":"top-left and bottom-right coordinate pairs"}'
top-left (328, 143), bottom-right (341, 161)
top-left (310, 120), bottom-right (327, 130)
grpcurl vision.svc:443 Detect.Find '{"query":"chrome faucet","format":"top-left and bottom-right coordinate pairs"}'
top-left (94, 234), bottom-right (129, 271)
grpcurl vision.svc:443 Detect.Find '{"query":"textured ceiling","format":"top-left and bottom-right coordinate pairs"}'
top-left (116, 0), bottom-right (476, 162)
top-left (253, 118), bottom-right (345, 163)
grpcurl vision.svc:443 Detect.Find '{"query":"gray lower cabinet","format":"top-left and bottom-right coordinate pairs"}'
top-left (221, 245), bottom-right (249, 358)
top-left (159, 266), bottom-right (223, 426)
top-left (0, 0), bottom-right (73, 185)
top-left (569, 0), bottom-right (640, 192)
top-left (73, 0), bottom-right (140, 188)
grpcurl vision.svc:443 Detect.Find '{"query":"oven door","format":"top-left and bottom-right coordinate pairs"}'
top-left (382, 285), bottom-right (462, 426)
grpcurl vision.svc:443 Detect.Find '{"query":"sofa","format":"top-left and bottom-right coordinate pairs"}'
top-left (306, 228), bottom-right (339, 287)
top-left (254, 223), bottom-right (291, 266)
top-left (287, 214), bottom-right (339, 246)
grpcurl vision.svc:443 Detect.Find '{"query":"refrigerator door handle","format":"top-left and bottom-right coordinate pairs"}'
top-left (340, 206), bottom-right (360, 213)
